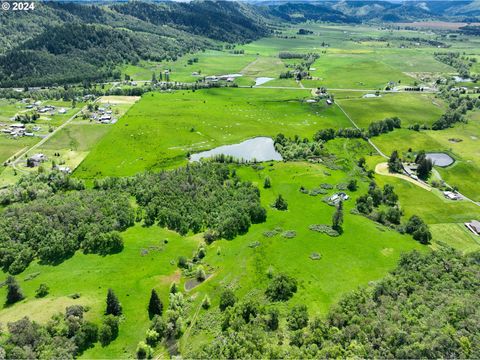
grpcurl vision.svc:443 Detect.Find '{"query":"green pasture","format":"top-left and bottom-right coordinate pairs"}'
top-left (35, 124), bottom-right (112, 171)
top-left (305, 53), bottom-right (414, 89)
top-left (430, 223), bottom-right (480, 253)
top-left (338, 93), bottom-right (446, 128)
top-left (0, 225), bottom-right (200, 359)
top-left (1, 158), bottom-right (427, 358)
top-left (374, 174), bottom-right (480, 225)
top-left (183, 159), bottom-right (426, 351)
top-left (75, 88), bottom-right (352, 178)
top-left (122, 51), bottom-right (257, 83)
top-left (0, 136), bottom-right (37, 167)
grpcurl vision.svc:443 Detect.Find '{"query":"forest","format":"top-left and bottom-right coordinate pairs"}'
top-left (94, 163), bottom-right (266, 240)
top-left (0, 1), bottom-right (266, 87)
top-left (191, 249), bottom-right (480, 359)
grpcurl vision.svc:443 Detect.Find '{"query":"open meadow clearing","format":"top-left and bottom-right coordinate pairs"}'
top-left (75, 88), bottom-right (352, 178)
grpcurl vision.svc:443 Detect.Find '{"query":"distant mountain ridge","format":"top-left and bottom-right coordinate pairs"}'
top-left (1, 0), bottom-right (479, 87)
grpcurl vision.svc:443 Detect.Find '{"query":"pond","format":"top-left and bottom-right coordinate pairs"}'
top-left (190, 137), bottom-right (283, 162)
top-left (254, 77), bottom-right (274, 86)
top-left (426, 152), bottom-right (454, 167)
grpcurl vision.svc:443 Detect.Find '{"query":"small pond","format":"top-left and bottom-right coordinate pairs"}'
top-left (426, 152), bottom-right (454, 167)
top-left (254, 77), bottom-right (274, 86)
top-left (190, 137), bottom-right (283, 162)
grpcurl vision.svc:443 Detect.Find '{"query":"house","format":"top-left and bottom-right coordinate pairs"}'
top-left (329, 192), bottom-right (349, 204)
top-left (465, 220), bottom-right (480, 236)
top-left (10, 123), bottom-right (25, 129)
top-left (55, 166), bottom-right (72, 174)
top-left (205, 76), bottom-right (218, 82)
top-left (24, 132), bottom-right (34, 137)
top-left (58, 108), bottom-right (67, 114)
top-left (443, 191), bottom-right (462, 201)
top-left (99, 114), bottom-right (111, 122)
top-left (326, 99), bottom-right (333, 105)
top-left (27, 153), bottom-right (47, 167)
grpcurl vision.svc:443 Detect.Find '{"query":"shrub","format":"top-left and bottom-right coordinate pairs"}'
top-left (35, 283), bottom-right (49, 298)
top-left (265, 273), bottom-right (298, 301)
top-left (287, 304), bottom-right (309, 330)
top-left (148, 289), bottom-right (163, 319)
top-left (309, 224), bottom-right (340, 237)
top-left (202, 295), bottom-right (211, 309)
top-left (196, 266), bottom-right (206, 282)
top-left (145, 329), bottom-right (159, 346)
top-left (105, 289), bottom-right (122, 316)
top-left (99, 315), bottom-right (119, 346)
top-left (136, 341), bottom-right (153, 359)
top-left (219, 289), bottom-right (236, 311)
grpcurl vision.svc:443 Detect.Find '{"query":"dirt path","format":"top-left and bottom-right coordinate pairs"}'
top-left (335, 102), bottom-right (389, 159)
top-left (375, 163), bottom-right (432, 191)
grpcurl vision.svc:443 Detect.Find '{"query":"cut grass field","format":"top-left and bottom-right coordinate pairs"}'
top-left (337, 92), bottom-right (446, 128)
top-left (75, 88), bottom-right (352, 178)
top-left (304, 54), bottom-right (415, 89)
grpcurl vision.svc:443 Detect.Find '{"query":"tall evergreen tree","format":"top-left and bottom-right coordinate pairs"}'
top-left (148, 289), bottom-right (163, 319)
top-left (105, 288), bottom-right (122, 316)
top-left (332, 201), bottom-right (344, 233)
top-left (273, 194), bottom-right (288, 210)
top-left (6, 276), bottom-right (24, 305)
top-left (263, 177), bottom-right (271, 189)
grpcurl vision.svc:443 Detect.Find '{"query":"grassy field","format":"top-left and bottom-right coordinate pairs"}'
top-left (75, 88), bottom-right (352, 178)
top-left (304, 53), bottom-right (414, 89)
top-left (338, 93), bottom-right (446, 128)
top-left (122, 50), bottom-right (258, 83)
top-left (0, 158), bottom-right (428, 358)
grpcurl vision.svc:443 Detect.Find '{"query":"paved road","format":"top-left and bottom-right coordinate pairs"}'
top-left (240, 85), bottom-right (437, 94)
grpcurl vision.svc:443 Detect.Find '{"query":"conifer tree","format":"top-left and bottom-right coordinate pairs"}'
top-left (6, 276), bottom-right (24, 305)
top-left (106, 288), bottom-right (122, 316)
top-left (148, 289), bottom-right (163, 319)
